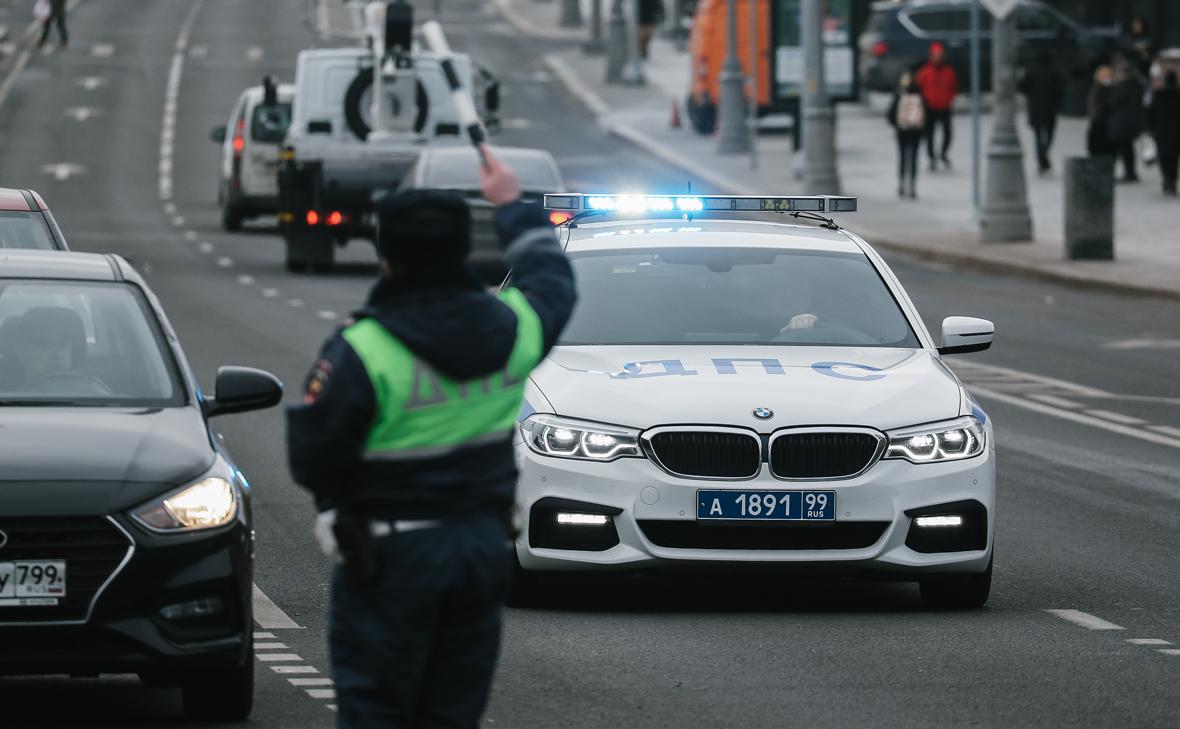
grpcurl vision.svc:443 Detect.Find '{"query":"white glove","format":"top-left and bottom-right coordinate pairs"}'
top-left (314, 509), bottom-right (342, 562)
top-left (781, 313), bottom-right (818, 332)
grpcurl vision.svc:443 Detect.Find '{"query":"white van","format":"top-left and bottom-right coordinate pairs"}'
top-left (211, 77), bottom-right (295, 231)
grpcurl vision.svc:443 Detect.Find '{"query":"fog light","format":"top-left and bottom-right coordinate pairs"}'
top-left (915, 515), bottom-right (963, 528)
top-left (160, 597), bottom-right (224, 620)
top-left (555, 512), bottom-right (609, 526)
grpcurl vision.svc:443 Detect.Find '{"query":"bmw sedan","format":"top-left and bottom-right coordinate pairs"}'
top-left (0, 250), bottom-right (282, 721)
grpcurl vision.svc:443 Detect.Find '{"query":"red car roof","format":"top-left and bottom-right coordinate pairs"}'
top-left (0, 188), bottom-right (41, 212)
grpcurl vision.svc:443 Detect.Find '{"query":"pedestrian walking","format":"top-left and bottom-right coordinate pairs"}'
top-left (1087, 65), bottom-right (1118, 159)
top-left (887, 71), bottom-right (926, 199)
top-left (1149, 70), bottom-right (1180, 196)
top-left (1018, 52), bottom-right (1065, 175)
top-left (914, 41), bottom-right (958, 171)
top-left (637, 0), bottom-right (665, 60)
top-left (1126, 16), bottom-right (1153, 78)
top-left (1108, 58), bottom-right (1147, 182)
top-left (287, 147), bottom-right (576, 728)
top-left (35, 0), bottom-right (68, 50)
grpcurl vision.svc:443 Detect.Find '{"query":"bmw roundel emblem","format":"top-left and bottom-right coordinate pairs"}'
top-left (752, 407), bottom-right (774, 420)
top-left (0, 530), bottom-right (7, 550)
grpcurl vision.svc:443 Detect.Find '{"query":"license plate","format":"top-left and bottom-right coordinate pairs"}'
top-left (0, 561), bottom-right (67, 606)
top-left (697, 490), bottom-right (836, 521)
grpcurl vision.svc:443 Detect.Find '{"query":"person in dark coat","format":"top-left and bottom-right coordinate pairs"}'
top-left (1087, 65), bottom-right (1118, 158)
top-left (887, 71), bottom-right (927, 199)
top-left (1108, 59), bottom-right (1147, 182)
top-left (1150, 71), bottom-right (1180, 196)
top-left (1019, 52), bottom-right (1065, 175)
top-left (37, 0), bottom-right (68, 49)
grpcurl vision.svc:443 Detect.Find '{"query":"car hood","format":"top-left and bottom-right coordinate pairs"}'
top-left (528, 346), bottom-right (964, 431)
top-left (0, 407), bottom-right (215, 515)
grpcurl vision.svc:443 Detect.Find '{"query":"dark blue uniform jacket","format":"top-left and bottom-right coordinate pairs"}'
top-left (286, 202), bottom-right (576, 520)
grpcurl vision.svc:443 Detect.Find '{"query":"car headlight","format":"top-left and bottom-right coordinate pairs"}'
top-left (884, 416), bottom-right (985, 464)
top-left (132, 476), bottom-right (239, 532)
top-left (520, 414), bottom-right (642, 461)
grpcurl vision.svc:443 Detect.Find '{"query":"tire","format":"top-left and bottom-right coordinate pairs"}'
top-left (182, 639), bottom-right (254, 722)
top-left (221, 203), bottom-right (243, 232)
top-left (342, 67), bottom-right (430, 141)
top-left (919, 556), bottom-right (992, 610)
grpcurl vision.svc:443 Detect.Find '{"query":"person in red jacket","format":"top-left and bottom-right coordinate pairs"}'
top-left (915, 42), bottom-right (959, 170)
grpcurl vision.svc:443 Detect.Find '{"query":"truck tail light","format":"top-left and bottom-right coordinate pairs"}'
top-left (326, 211), bottom-right (344, 226)
top-left (872, 41), bottom-right (888, 58)
top-left (306, 210), bottom-right (320, 226)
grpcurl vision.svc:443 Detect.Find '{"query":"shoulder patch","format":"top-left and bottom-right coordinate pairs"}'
top-left (304, 358), bottom-right (333, 404)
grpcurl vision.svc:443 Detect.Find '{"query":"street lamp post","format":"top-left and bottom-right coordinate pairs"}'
top-left (980, 13), bottom-right (1032, 241)
top-left (585, 0), bottom-right (606, 54)
top-left (801, 0), bottom-right (840, 193)
top-left (716, 0), bottom-right (749, 154)
top-left (560, 0), bottom-right (583, 28)
top-left (605, 0), bottom-right (626, 83)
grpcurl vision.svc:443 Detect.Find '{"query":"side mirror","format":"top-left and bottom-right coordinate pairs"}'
top-left (205, 366), bottom-right (283, 417)
top-left (938, 316), bottom-right (994, 355)
top-left (211, 125), bottom-right (227, 144)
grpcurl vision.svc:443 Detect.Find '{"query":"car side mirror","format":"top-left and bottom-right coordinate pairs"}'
top-left (938, 316), bottom-right (994, 355)
top-left (205, 366), bottom-right (283, 417)
top-left (211, 125), bottom-right (227, 144)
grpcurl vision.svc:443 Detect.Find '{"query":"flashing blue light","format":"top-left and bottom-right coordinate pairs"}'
top-left (676, 197), bottom-right (703, 211)
top-left (587, 196), bottom-right (616, 210)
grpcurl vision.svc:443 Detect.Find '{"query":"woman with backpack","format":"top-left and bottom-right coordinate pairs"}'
top-left (888, 72), bottom-right (927, 199)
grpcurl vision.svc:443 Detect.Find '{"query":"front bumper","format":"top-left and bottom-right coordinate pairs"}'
top-left (515, 444), bottom-right (995, 577)
top-left (0, 515), bottom-right (252, 676)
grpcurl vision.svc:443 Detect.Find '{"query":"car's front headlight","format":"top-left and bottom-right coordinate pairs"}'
top-left (520, 414), bottom-right (642, 461)
top-left (132, 476), bottom-right (239, 532)
top-left (884, 416), bottom-right (986, 464)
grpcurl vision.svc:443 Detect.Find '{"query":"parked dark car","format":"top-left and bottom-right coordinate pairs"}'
top-left (0, 188), bottom-right (68, 250)
top-left (0, 250), bottom-right (283, 721)
top-left (860, 0), bottom-right (1119, 114)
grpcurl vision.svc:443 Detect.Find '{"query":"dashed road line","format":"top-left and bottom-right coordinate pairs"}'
top-left (257, 653), bottom-right (304, 662)
top-left (237, 275), bottom-right (255, 285)
top-left (252, 583), bottom-right (302, 629)
top-left (254, 631), bottom-right (276, 640)
top-left (288, 299), bottom-right (305, 308)
top-left (317, 310), bottom-right (338, 321)
top-left (76, 75), bottom-right (106, 91)
top-left (1128, 639), bottom-right (1172, 646)
top-left (1027, 393), bottom-right (1083, 410)
top-left (217, 256), bottom-right (234, 268)
top-left (159, 1), bottom-right (204, 201)
top-left (1148, 425), bottom-right (1180, 439)
top-left (172, 216), bottom-right (186, 227)
top-left (272, 665), bottom-right (319, 674)
top-left (163, 202), bottom-right (177, 215)
top-left (90, 42), bottom-right (115, 57)
top-left (307, 688), bottom-right (337, 699)
top-left (262, 288), bottom-right (280, 298)
top-left (255, 642), bottom-right (289, 650)
top-left (1045, 609), bottom-right (1125, 631)
top-left (1159, 649), bottom-right (1180, 656)
top-left (290, 678), bottom-right (334, 686)
top-left (246, 45), bottom-right (264, 61)
top-left (184, 230), bottom-right (198, 241)
top-left (1084, 409), bottom-right (1147, 426)
top-left (198, 242), bottom-right (214, 254)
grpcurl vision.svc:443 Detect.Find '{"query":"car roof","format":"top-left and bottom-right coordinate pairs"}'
top-left (0, 188), bottom-right (41, 212)
top-left (563, 219), bottom-right (866, 255)
top-left (242, 83), bottom-right (296, 103)
top-left (414, 145), bottom-right (563, 191)
top-left (0, 249), bottom-right (132, 281)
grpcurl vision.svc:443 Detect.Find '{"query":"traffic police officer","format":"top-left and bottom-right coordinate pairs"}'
top-left (287, 147), bottom-right (576, 728)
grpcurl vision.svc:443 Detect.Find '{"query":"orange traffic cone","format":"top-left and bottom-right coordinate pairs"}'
top-left (669, 98), bottom-right (681, 129)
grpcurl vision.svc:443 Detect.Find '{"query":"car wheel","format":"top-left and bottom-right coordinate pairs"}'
top-left (182, 641), bottom-right (254, 721)
top-left (919, 556), bottom-right (992, 610)
top-left (222, 204), bottom-right (244, 232)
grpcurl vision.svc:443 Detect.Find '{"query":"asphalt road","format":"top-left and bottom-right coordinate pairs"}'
top-left (0, 0), bottom-right (1178, 727)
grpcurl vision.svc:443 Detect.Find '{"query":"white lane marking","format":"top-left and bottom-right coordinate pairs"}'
top-left (1127, 638), bottom-right (1172, 645)
top-left (216, 257), bottom-right (234, 268)
top-left (1045, 609), bottom-right (1125, 631)
top-left (41, 163), bottom-right (85, 181)
top-left (64, 106), bottom-right (101, 122)
top-left (973, 386), bottom-right (1180, 452)
top-left (272, 665), bottom-right (319, 674)
top-left (184, 230), bottom-right (198, 241)
top-left (76, 76), bottom-right (106, 91)
top-left (1027, 393), bottom-right (1083, 410)
top-left (254, 631), bottom-right (276, 640)
top-left (1103, 338), bottom-right (1180, 350)
top-left (90, 43), bottom-right (115, 57)
top-left (288, 299), bottom-right (305, 308)
top-left (163, 202), bottom-right (177, 215)
top-left (290, 678), bottom-right (334, 686)
top-left (198, 242), bottom-right (214, 254)
top-left (1159, 649), bottom-right (1180, 655)
top-left (252, 583), bottom-right (303, 629)
top-left (237, 275), bottom-right (255, 285)
top-left (1149, 425), bottom-right (1180, 439)
top-left (246, 45), bottom-right (264, 61)
top-left (159, 1), bottom-right (204, 200)
top-left (172, 215), bottom-right (185, 227)
top-left (189, 44), bottom-right (207, 58)
top-left (953, 360), bottom-right (1108, 398)
top-left (307, 689), bottom-right (336, 700)
top-left (262, 288), bottom-right (279, 298)
top-left (317, 310), bottom-right (338, 321)
top-left (1084, 409), bottom-right (1147, 426)
top-left (328, 704), bottom-right (338, 712)
top-left (256, 653), bottom-right (304, 662)
top-left (255, 642), bottom-right (290, 651)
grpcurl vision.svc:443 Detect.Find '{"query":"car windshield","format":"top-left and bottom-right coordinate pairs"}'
top-left (251, 102), bottom-right (293, 143)
top-left (558, 247), bottom-right (920, 347)
top-left (0, 280), bottom-right (184, 405)
top-left (0, 211), bottom-right (58, 250)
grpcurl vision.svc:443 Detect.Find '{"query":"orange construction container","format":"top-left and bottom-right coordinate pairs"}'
top-left (688, 0), bottom-right (773, 108)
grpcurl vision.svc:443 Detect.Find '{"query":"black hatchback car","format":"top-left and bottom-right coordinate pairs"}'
top-left (860, 0), bottom-right (1119, 113)
top-left (0, 250), bottom-right (282, 721)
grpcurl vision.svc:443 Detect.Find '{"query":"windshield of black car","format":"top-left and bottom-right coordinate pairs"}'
top-left (251, 102), bottom-right (293, 143)
top-left (0, 280), bottom-right (185, 405)
top-left (0, 211), bottom-right (57, 250)
top-left (558, 247), bottom-right (920, 347)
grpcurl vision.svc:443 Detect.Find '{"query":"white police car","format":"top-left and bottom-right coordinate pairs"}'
top-left (513, 194), bottom-right (996, 609)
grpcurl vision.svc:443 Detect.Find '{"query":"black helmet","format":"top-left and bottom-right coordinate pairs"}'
top-left (375, 189), bottom-right (472, 276)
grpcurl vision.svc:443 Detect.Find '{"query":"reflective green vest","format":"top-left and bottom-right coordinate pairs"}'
top-left (341, 288), bottom-right (544, 462)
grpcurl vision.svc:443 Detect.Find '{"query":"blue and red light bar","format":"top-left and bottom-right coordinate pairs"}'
top-left (542, 193), bottom-right (858, 214)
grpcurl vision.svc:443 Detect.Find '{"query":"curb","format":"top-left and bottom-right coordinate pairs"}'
top-left (541, 52), bottom-right (1180, 302)
top-left (490, 0), bottom-right (588, 43)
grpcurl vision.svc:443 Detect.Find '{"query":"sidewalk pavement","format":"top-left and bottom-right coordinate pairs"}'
top-left (493, 0), bottom-right (1180, 301)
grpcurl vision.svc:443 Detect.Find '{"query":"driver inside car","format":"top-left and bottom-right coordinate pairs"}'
top-left (0, 306), bottom-right (88, 391)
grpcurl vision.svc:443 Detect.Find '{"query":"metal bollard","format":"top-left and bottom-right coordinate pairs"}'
top-left (1064, 156), bottom-right (1115, 260)
top-left (560, 0), bottom-right (584, 27)
top-left (605, 0), bottom-right (627, 84)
